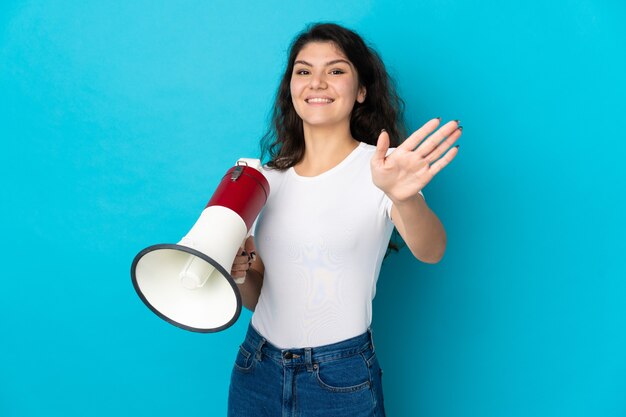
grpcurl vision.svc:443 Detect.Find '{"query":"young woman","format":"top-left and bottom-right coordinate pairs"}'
top-left (228, 23), bottom-right (461, 417)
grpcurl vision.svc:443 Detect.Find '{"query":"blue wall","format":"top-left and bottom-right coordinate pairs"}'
top-left (1, 1), bottom-right (625, 416)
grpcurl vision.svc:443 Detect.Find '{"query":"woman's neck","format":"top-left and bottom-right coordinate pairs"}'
top-left (295, 123), bottom-right (360, 177)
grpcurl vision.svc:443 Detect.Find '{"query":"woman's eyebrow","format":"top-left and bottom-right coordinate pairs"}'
top-left (294, 59), bottom-right (352, 67)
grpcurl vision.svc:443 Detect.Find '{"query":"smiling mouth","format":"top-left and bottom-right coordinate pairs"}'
top-left (305, 98), bottom-right (334, 104)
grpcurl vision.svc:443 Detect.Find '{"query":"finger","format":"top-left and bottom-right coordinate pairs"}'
top-left (397, 117), bottom-right (441, 151)
top-left (231, 269), bottom-right (246, 278)
top-left (372, 130), bottom-right (390, 164)
top-left (424, 126), bottom-right (462, 163)
top-left (416, 120), bottom-right (459, 157)
top-left (231, 258), bottom-right (248, 268)
top-left (233, 255), bottom-right (250, 265)
top-left (233, 254), bottom-right (249, 264)
top-left (231, 263), bottom-right (250, 272)
top-left (429, 145), bottom-right (459, 177)
top-left (244, 236), bottom-right (257, 256)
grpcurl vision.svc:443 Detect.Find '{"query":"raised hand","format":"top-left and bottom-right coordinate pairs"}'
top-left (370, 118), bottom-right (462, 203)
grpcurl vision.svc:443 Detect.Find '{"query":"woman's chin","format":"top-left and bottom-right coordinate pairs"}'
top-left (300, 117), bottom-right (349, 130)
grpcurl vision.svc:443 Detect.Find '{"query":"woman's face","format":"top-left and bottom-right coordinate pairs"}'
top-left (290, 41), bottom-right (366, 130)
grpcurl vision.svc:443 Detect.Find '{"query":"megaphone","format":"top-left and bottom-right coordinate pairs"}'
top-left (131, 158), bottom-right (269, 333)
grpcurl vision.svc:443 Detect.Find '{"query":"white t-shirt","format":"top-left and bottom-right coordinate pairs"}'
top-left (251, 142), bottom-right (422, 348)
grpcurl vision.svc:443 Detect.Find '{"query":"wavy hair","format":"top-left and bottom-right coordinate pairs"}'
top-left (259, 23), bottom-right (408, 256)
top-left (260, 22), bottom-right (406, 170)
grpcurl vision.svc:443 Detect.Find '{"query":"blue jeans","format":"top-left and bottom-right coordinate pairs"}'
top-left (228, 323), bottom-right (386, 417)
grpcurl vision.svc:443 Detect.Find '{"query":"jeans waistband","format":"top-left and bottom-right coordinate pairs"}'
top-left (242, 323), bottom-right (376, 369)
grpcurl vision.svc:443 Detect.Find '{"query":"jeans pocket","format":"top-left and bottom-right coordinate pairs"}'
top-left (233, 344), bottom-right (255, 373)
top-left (314, 353), bottom-right (371, 393)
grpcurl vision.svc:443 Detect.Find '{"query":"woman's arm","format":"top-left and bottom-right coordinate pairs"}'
top-left (371, 118), bottom-right (461, 263)
top-left (231, 235), bottom-right (265, 311)
top-left (390, 196), bottom-right (446, 263)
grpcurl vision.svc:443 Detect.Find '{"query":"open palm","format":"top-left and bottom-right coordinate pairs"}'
top-left (371, 118), bottom-right (462, 203)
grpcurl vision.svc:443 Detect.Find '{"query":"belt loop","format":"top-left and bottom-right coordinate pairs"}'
top-left (255, 337), bottom-right (266, 361)
top-left (305, 348), bottom-right (313, 372)
top-left (368, 327), bottom-right (375, 353)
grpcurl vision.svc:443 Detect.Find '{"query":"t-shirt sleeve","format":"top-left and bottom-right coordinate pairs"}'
top-left (250, 215), bottom-right (259, 236)
top-left (383, 189), bottom-right (425, 220)
top-left (250, 164), bottom-right (272, 237)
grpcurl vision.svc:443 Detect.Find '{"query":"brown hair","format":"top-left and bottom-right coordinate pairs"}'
top-left (260, 22), bottom-right (406, 170)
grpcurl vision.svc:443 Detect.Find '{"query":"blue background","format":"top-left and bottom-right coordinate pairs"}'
top-left (1, 1), bottom-right (625, 416)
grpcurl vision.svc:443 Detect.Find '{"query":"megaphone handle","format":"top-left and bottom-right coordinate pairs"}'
top-left (232, 230), bottom-right (254, 285)
top-left (240, 228), bottom-right (253, 253)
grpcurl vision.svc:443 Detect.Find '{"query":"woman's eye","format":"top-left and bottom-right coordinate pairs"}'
top-left (330, 69), bottom-right (345, 75)
top-left (295, 69), bottom-right (309, 75)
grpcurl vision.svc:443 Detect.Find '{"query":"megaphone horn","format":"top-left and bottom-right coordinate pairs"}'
top-left (130, 158), bottom-right (269, 333)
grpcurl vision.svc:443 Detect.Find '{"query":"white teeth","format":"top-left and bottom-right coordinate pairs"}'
top-left (307, 98), bottom-right (333, 103)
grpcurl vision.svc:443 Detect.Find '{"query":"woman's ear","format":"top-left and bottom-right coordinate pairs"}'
top-left (356, 86), bottom-right (366, 103)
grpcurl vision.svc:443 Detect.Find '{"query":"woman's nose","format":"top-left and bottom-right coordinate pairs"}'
top-left (309, 72), bottom-right (327, 89)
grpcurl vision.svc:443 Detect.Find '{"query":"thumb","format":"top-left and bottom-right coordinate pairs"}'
top-left (373, 129), bottom-right (390, 164)
top-left (244, 236), bottom-right (257, 259)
